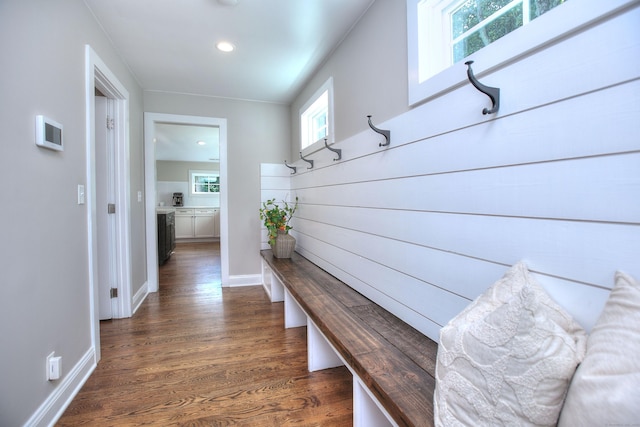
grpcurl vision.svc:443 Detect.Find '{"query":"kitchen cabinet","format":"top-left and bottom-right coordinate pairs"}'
top-left (175, 208), bottom-right (195, 238)
top-left (174, 207), bottom-right (219, 239)
top-left (157, 211), bottom-right (175, 265)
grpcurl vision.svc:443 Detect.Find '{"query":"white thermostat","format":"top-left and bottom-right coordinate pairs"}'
top-left (36, 115), bottom-right (63, 151)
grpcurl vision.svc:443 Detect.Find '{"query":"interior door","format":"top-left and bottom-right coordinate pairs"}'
top-left (95, 96), bottom-right (117, 320)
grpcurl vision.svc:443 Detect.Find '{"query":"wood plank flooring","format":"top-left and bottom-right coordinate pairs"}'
top-left (57, 242), bottom-right (352, 426)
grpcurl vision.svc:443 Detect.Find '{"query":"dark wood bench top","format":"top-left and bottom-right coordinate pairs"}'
top-left (261, 250), bottom-right (438, 427)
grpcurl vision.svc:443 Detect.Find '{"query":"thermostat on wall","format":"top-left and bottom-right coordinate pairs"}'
top-left (35, 115), bottom-right (63, 151)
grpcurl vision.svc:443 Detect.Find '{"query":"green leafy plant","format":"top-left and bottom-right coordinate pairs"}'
top-left (259, 197), bottom-right (298, 246)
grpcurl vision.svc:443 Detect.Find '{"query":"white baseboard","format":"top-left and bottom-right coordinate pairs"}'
top-left (227, 274), bottom-right (262, 287)
top-left (132, 281), bottom-right (149, 314)
top-left (25, 348), bottom-right (96, 427)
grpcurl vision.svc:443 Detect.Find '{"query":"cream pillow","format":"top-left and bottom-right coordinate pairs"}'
top-left (434, 262), bottom-right (587, 427)
top-left (558, 271), bottom-right (640, 426)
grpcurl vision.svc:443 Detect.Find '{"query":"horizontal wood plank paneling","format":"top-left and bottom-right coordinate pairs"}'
top-left (263, 5), bottom-right (640, 341)
top-left (297, 205), bottom-right (638, 288)
top-left (260, 164), bottom-right (292, 249)
top-left (293, 79), bottom-right (640, 190)
top-left (302, 153), bottom-right (640, 222)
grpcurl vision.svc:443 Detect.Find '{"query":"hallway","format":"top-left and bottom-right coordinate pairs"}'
top-left (57, 242), bottom-right (352, 426)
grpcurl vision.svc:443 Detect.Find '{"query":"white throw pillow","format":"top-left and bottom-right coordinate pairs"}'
top-left (434, 262), bottom-right (587, 427)
top-left (558, 271), bottom-right (640, 426)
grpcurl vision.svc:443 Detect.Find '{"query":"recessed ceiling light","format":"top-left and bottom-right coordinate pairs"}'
top-left (216, 41), bottom-right (235, 52)
top-left (217, 0), bottom-right (239, 6)
top-left (197, 140), bottom-right (206, 145)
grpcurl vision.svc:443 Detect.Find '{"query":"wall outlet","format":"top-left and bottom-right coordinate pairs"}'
top-left (46, 352), bottom-right (62, 381)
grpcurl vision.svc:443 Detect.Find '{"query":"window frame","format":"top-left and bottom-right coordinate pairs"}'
top-left (407, 0), bottom-right (636, 106)
top-left (300, 77), bottom-right (334, 153)
top-left (189, 170), bottom-right (220, 195)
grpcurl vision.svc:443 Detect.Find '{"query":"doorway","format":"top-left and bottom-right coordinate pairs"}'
top-left (144, 113), bottom-right (229, 293)
top-left (85, 45), bottom-right (132, 361)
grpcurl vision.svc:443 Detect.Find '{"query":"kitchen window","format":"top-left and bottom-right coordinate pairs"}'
top-left (300, 77), bottom-right (334, 150)
top-left (189, 171), bottom-right (220, 195)
top-left (407, 0), bottom-right (630, 106)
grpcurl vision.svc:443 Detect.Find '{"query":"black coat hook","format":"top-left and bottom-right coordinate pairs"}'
top-left (465, 61), bottom-right (500, 115)
top-left (324, 138), bottom-right (341, 161)
top-left (367, 115), bottom-right (391, 147)
top-left (284, 160), bottom-right (296, 174)
top-left (299, 151), bottom-right (314, 169)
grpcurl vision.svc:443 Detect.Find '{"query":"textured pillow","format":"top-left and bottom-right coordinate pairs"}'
top-left (434, 262), bottom-right (587, 427)
top-left (558, 271), bottom-right (640, 426)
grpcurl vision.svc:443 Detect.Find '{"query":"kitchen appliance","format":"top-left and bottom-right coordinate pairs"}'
top-left (172, 192), bottom-right (183, 207)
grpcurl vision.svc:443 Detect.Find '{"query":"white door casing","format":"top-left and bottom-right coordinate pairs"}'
top-left (144, 113), bottom-right (229, 291)
top-left (85, 45), bottom-right (132, 361)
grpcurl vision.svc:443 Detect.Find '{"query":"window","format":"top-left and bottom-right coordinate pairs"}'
top-left (189, 170), bottom-right (220, 195)
top-left (300, 77), bottom-right (334, 150)
top-left (407, 0), bottom-right (630, 105)
top-left (417, 0), bottom-right (566, 84)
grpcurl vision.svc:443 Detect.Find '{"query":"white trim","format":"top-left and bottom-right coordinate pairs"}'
top-left (24, 348), bottom-right (96, 427)
top-left (144, 113), bottom-right (230, 289)
top-left (132, 280), bottom-right (149, 314)
top-left (407, 0), bottom-right (639, 105)
top-left (85, 45), bottom-right (132, 362)
top-left (227, 274), bottom-right (263, 287)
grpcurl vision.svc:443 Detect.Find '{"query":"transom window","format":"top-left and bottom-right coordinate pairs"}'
top-left (300, 77), bottom-right (334, 150)
top-left (408, 0), bottom-right (630, 106)
top-left (189, 170), bottom-right (219, 195)
top-left (449, 0), bottom-right (566, 63)
top-left (411, 0), bottom-right (567, 92)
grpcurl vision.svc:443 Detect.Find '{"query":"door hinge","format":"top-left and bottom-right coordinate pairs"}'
top-left (110, 287), bottom-right (118, 298)
top-left (106, 116), bottom-right (115, 130)
top-left (108, 203), bottom-right (116, 214)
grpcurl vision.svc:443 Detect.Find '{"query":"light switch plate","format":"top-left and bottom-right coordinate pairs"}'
top-left (46, 352), bottom-right (62, 381)
top-left (77, 185), bottom-right (85, 205)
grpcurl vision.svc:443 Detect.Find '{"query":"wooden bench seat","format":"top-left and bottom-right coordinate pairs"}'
top-left (261, 250), bottom-right (438, 427)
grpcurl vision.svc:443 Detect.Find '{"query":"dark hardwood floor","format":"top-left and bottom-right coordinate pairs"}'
top-left (57, 242), bottom-right (352, 426)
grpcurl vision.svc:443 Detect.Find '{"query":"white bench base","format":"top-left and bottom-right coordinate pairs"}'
top-left (262, 260), bottom-right (397, 427)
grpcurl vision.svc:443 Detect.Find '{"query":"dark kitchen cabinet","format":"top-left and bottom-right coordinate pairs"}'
top-left (157, 211), bottom-right (175, 265)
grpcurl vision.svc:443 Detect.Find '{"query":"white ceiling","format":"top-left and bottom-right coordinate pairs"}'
top-left (154, 123), bottom-right (220, 162)
top-left (85, 0), bottom-right (375, 104)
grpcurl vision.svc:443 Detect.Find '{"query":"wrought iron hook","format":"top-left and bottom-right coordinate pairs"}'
top-left (284, 160), bottom-right (297, 175)
top-left (367, 115), bottom-right (391, 147)
top-left (323, 138), bottom-right (342, 161)
top-left (465, 61), bottom-right (500, 115)
top-left (299, 151), bottom-right (314, 169)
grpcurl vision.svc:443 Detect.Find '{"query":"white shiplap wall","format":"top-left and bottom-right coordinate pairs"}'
top-left (263, 5), bottom-right (640, 342)
top-left (260, 164), bottom-right (294, 250)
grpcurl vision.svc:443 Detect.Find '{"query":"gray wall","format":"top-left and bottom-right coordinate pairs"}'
top-left (144, 92), bottom-right (290, 276)
top-left (0, 0), bottom-right (145, 425)
top-left (157, 160), bottom-right (219, 182)
top-left (290, 0), bottom-right (409, 158)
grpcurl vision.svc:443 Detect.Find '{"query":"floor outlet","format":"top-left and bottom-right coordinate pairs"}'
top-left (46, 352), bottom-right (62, 381)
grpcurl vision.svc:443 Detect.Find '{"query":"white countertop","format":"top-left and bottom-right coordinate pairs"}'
top-left (157, 206), bottom-right (219, 213)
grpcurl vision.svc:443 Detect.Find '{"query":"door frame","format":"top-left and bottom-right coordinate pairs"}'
top-left (144, 113), bottom-right (229, 292)
top-left (85, 45), bottom-right (132, 361)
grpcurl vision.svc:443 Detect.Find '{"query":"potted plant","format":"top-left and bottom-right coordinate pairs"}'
top-left (259, 197), bottom-right (298, 258)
